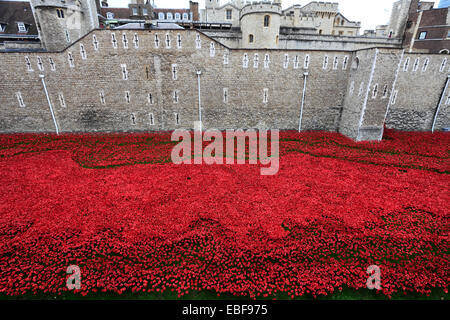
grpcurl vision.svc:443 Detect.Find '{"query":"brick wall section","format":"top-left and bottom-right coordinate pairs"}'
top-left (0, 29), bottom-right (448, 139)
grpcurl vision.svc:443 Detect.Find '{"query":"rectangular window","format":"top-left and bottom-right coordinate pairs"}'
top-left (49, 57), bottom-right (56, 71)
top-left (165, 34), bottom-right (171, 48)
top-left (223, 51), bottom-right (229, 65)
top-left (440, 58), bottom-right (447, 72)
top-left (263, 88), bottom-right (269, 104)
top-left (149, 113), bottom-right (155, 125)
top-left (403, 57), bottom-right (410, 72)
top-left (122, 33), bottom-right (128, 49)
top-left (131, 113), bottom-right (136, 125)
top-left (173, 90), bottom-right (179, 103)
top-left (37, 56), bottom-right (44, 71)
top-left (226, 9), bottom-right (232, 20)
top-left (293, 55), bottom-right (299, 69)
top-left (17, 22), bottom-right (27, 33)
top-left (210, 42), bottom-right (215, 57)
top-left (418, 31), bottom-right (427, 40)
top-left (243, 53), bottom-right (249, 68)
top-left (391, 90), bottom-right (398, 105)
top-left (177, 34), bottom-right (182, 49)
top-left (93, 34), bottom-right (99, 51)
top-left (223, 88), bottom-right (229, 103)
top-left (342, 56), bottom-right (348, 70)
top-left (111, 33), bottom-right (118, 48)
top-left (65, 30), bottom-right (70, 43)
top-left (323, 55), bottom-right (329, 69)
top-left (16, 92), bottom-right (25, 108)
top-left (58, 93), bottom-right (66, 108)
top-left (283, 54), bottom-right (289, 69)
top-left (121, 64), bottom-right (128, 80)
top-left (68, 52), bottom-right (75, 68)
top-left (333, 56), bottom-right (338, 70)
top-left (80, 44), bottom-right (87, 60)
top-left (25, 56), bottom-right (33, 71)
top-left (133, 33), bottom-right (139, 49)
top-left (148, 93), bottom-right (154, 105)
top-left (264, 54), bottom-right (270, 68)
top-left (195, 34), bottom-right (201, 49)
top-left (125, 91), bottom-right (131, 104)
top-left (372, 84), bottom-right (378, 99)
top-left (143, 8), bottom-right (148, 16)
top-left (253, 53), bottom-right (259, 68)
top-left (413, 58), bottom-right (420, 72)
top-left (154, 34), bottom-right (160, 48)
top-left (172, 64), bottom-right (178, 80)
top-left (132, 8), bottom-right (138, 16)
top-left (174, 113), bottom-right (180, 125)
top-left (304, 55), bottom-right (310, 69)
top-left (99, 90), bottom-right (106, 105)
top-left (422, 58), bottom-right (429, 72)
top-left (382, 84), bottom-right (389, 99)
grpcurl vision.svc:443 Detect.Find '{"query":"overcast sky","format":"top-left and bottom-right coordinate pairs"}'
top-left (108, 0), bottom-right (440, 31)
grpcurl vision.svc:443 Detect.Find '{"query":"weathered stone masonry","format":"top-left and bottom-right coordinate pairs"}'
top-left (0, 29), bottom-right (448, 141)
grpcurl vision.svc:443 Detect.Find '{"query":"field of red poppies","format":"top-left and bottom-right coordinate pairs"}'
top-left (0, 129), bottom-right (448, 299)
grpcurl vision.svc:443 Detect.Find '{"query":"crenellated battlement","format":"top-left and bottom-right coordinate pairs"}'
top-left (240, 2), bottom-right (282, 20)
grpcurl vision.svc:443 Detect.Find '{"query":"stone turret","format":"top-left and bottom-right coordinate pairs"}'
top-left (240, 1), bottom-right (282, 49)
top-left (30, 0), bottom-right (99, 51)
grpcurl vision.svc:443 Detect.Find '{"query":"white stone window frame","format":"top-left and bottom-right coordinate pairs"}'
top-left (382, 84), bottom-right (389, 99)
top-left (304, 54), bottom-right (310, 69)
top-left (122, 33), bottom-right (129, 49)
top-left (349, 81), bottom-right (355, 96)
top-left (68, 52), bottom-right (75, 68)
top-left (174, 112), bottom-right (180, 125)
top-left (332, 56), bottom-right (339, 70)
top-left (149, 113), bottom-right (155, 125)
top-left (342, 56), bottom-right (349, 70)
top-left (440, 58), bottom-right (447, 72)
top-left (210, 42), bottom-right (215, 57)
top-left (293, 55), bottom-right (299, 69)
top-left (121, 64), bottom-right (128, 80)
top-left (253, 53), bottom-right (259, 68)
top-left (165, 34), bottom-right (171, 48)
top-left (16, 92), bottom-right (25, 108)
top-left (17, 22), bottom-right (27, 33)
top-left (171, 64), bottom-right (178, 80)
top-left (25, 56), bottom-right (33, 72)
top-left (65, 30), bottom-right (71, 43)
top-left (264, 54), bottom-right (270, 69)
top-left (36, 56), bottom-right (44, 71)
top-left (322, 55), bottom-right (329, 70)
top-left (412, 58), bottom-right (420, 72)
top-left (58, 92), bottom-right (66, 108)
top-left (133, 33), bottom-right (139, 49)
top-left (154, 34), bottom-right (160, 48)
top-left (372, 83), bottom-right (378, 99)
top-left (243, 53), bottom-right (249, 68)
top-left (175, 13), bottom-right (181, 21)
top-left (167, 13), bottom-right (173, 20)
top-left (176, 34), bottom-right (182, 49)
top-left (183, 13), bottom-right (189, 21)
top-left (195, 34), bottom-right (201, 49)
top-left (391, 90), bottom-right (398, 105)
top-left (49, 57), bottom-right (56, 71)
top-left (99, 90), bottom-right (106, 105)
top-left (125, 91), bottom-right (131, 104)
top-left (358, 82), bottom-right (364, 97)
top-left (93, 34), bottom-right (99, 51)
top-left (223, 87), bottom-right (229, 104)
top-left (80, 43), bottom-right (87, 60)
top-left (148, 93), bottom-right (154, 105)
top-left (403, 57), bottom-right (410, 72)
top-left (223, 50), bottom-right (229, 65)
top-left (111, 33), bottom-right (118, 49)
top-left (283, 54), bottom-right (289, 69)
top-left (422, 58), bottom-right (429, 72)
top-left (263, 88), bottom-right (269, 104)
top-left (158, 12), bottom-right (165, 20)
top-left (173, 90), bottom-right (179, 103)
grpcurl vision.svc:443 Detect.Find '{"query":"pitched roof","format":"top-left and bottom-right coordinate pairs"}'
top-left (0, 0), bottom-right (38, 35)
top-left (100, 7), bottom-right (131, 20)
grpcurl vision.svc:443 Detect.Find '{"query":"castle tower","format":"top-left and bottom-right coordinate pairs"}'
top-left (240, 1), bottom-right (282, 49)
top-left (387, 0), bottom-right (413, 38)
top-left (30, 0), bottom-right (99, 51)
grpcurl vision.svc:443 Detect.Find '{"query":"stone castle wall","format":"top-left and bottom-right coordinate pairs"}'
top-left (0, 29), bottom-right (448, 140)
